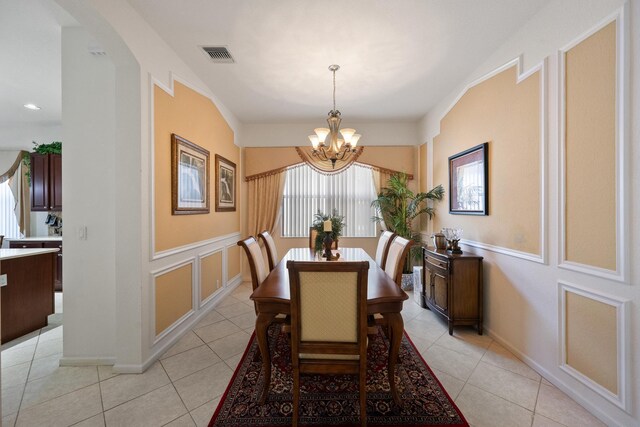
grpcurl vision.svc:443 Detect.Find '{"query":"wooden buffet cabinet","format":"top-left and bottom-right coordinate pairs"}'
top-left (422, 246), bottom-right (483, 335)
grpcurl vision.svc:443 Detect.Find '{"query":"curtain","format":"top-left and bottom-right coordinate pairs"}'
top-left (247, 171), bottom-right (286, 237)
top-left (7, 161), bottom-right (30, 236)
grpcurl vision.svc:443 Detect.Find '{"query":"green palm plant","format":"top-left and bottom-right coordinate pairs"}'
top-left (371, 173), bottom-right (444, 272)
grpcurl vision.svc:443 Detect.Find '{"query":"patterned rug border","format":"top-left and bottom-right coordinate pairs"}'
top-left (209, 329), bottom-right (469, 427)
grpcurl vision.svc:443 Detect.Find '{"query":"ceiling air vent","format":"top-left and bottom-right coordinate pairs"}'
top-left (201, 46), bottom-right (234, 63)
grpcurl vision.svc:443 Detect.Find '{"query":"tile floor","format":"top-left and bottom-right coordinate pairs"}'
top-left (1, 285), bottom-right (606, 427)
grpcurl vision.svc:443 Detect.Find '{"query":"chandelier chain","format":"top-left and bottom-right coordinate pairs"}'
top-left (332, 68), bottom-right (336, 111)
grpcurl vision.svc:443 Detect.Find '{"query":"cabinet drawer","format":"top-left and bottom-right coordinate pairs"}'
top-left (9, 241), bottom-right (44, 249)
top-left (425, 255), bottom-right (449, 272)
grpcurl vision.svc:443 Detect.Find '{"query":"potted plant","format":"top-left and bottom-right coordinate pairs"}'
top-left (371, 173), bottom-right (444, 289)
top-left (311, 209), bottom-right (345, 252)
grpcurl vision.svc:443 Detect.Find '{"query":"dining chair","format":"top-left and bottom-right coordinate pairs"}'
top-left (257, 230), bottom-right (278, 271)
top-left (383, 236), bottom-right (413, 288)
top-left (287, 260), bottom-right (369, 427)
top-left (374, 231), bottom-right (396, 270)
top-left (237, 236), bottom-right (287, 325)
top-left (309, 227), bottom-right (338, 251)
top-left (371, 236), bottom-right (412, 342)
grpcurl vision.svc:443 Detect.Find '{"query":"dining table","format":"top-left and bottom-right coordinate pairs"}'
top-left (250, 247), bottom-right (409, 406)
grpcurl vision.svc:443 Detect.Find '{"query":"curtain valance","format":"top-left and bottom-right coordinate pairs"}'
top-left (244, 146), bottom-right (415, 181)
top-left (0, 151), bottom-right (26, 184)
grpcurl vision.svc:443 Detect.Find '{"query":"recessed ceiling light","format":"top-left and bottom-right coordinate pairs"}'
top-left (24, 103), bottom-right (41, 110)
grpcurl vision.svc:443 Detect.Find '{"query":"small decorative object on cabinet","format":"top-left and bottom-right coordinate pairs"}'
top-left (422, 246), bottom-right (483, 335)
top-left (30, 153), bottom-right (62, 211)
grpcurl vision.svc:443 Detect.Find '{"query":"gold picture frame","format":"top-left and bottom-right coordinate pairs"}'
top-left (215, 154), bottom-right (236, 212)
top-left (171, 134), bottom-right (210, 215)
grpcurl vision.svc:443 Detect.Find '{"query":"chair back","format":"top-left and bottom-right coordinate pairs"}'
top-left (309, 227), bottom-right (338, 251)
top-left (287, 261), bottom-right (369, 353)
top-left (257, 230), bottom-right (278, 271)
top-left (384, 236), bottom-right (413, 287)
top-left (374, 231), bottom-right (396, 269)
top-left (237, 236), bottom-right (268, 291)
top-left (286, 260), bottom-right (369, 426)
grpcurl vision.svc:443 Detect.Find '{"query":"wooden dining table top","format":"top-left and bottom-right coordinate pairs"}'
top-left (250, 247), bottom-right (408, 307)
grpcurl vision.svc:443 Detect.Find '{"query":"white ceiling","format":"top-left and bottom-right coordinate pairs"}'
top-left (0, 0), bottom-right (553, 149)
top-left (0, 0), bottom-right (75, 129)
top-left (127, 0), bottom-right (552, 122)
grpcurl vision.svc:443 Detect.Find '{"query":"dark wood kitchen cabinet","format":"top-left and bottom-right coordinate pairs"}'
top-left (423, 246), bottom-right (483, 335)
top-left (9, 239), bottom-right (63, 292)
top-left (30, 153), bottom-right (62, 211)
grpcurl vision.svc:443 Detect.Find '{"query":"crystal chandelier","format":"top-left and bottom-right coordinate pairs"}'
top-left (308, 65), bottom-right (361, 168)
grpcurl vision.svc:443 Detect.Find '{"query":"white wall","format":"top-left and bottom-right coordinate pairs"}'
top-left (419, 0), bottom-right (624, 144)
top-left (56, 0), bottom-right (241, 371)
top-left (420, 1), bottom-right (639, 425)
top-left (0, 124), bottom-right (62, 151)
top-left (60, 26), bottom-right (117, 362)
top-left (241, 121), bottom-right (419, 147)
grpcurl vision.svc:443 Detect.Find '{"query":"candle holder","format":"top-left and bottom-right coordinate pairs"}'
top-left (442, 228), bottom-right (463, 254)
top-left (323, 233), bottom-right (334, 260)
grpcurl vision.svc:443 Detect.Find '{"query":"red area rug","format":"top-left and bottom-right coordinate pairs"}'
top-left (209, 325), bottom-right (468, 426)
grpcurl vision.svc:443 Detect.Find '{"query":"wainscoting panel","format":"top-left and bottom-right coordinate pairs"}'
top-left (153, 260), bottom-right (194, 337)
top-left (559, 10), bottom-right (627, 282)
top-left (558, 281), bottom-right (629, 410)
top-left (200, 249), bottom-right (223, 303)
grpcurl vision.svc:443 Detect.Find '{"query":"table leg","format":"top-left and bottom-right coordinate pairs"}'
top-left (255, 312), bottom-right (276, 404)
top-left (383, 312), bottom-right (404, 407)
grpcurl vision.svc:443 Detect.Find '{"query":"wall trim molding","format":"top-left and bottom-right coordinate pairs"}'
top-left (485, 326), bottom-right (618, 427)
top-left (433, 56), bottom-right (548, 264)
top-left (459, 239), bottom-right (545, 264)
top-left (118, 278), bottom-right (243, 374)
top-left (152, 231), bottom-right (241, 261)
top-left (557, 7), bottom-right (628, 283)
top-left (557, 281), bottom-right (630, 411)
top-left (150, 258), bottom-right (196, 345)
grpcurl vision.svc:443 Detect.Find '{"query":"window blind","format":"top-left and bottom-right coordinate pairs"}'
top-left (282, 164), bottom-right (377, 238)
top-left (0, 180), bottom-right (21, 239)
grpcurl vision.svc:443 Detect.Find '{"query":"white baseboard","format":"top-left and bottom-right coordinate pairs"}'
top-left (113, 279), bottom-right (245, 374)
top-left (59, 357), bottom-right (116, 366)
top-left (485, 326), bottom-right (620, 427)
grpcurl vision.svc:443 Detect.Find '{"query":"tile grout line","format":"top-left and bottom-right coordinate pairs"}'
top-left (159, 359), bottom-right (191, 426)
top-left (11, 325), bottom-right (44, 424)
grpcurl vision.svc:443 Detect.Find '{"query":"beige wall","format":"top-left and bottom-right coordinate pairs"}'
top-left (566, 291), bottom-right (617, 394)
top-left (154, 81), bottom-right (240, 252)
top-left (432, 66), bottom-right (541, 255)
top-left (227, 245), bottom-right (241, 279)
top-left (155, 264), bottom-right (192, 335)
top-left (201, 251), bottom-right (223, 301)
top-left (565, 22), bottom-right (616, 270)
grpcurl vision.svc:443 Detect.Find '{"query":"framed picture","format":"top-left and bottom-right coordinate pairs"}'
top-left (449, 142), bottom-right (488, 215)
top-left (215, 154), bottom-right (236, 212)
top-left (171, 134), bottom-right (210, 215)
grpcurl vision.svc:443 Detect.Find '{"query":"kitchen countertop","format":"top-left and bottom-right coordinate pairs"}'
top-left (0, 248), bottom-right (60, 261)
top-left (5, 236), bottom-right (62, 241)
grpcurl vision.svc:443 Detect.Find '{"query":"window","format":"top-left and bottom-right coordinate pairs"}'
top-left (282, 164), bottom-right (377, 238)
top-left (0, 180), bottom-right (21, 239)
